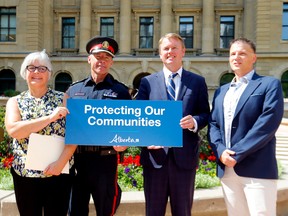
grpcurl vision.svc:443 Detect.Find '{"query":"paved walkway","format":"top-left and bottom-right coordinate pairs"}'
top-left (2, 181), bottom-right (287, 216)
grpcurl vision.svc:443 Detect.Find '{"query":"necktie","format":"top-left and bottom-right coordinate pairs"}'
top-left (161, 73), bottom-right (178, 158)
top-left (167, 73), bottom-right (178, 100)
top-left (150, 73), bottom-right (178, 167)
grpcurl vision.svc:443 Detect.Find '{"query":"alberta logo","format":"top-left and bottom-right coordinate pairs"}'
top-left (109, 134), bottom-right (140, 144)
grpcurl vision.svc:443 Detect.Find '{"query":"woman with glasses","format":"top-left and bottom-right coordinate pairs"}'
top-left (4, 50), bottom-right (77, 216)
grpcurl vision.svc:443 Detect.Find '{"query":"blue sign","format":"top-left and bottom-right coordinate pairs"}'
top-left (65, 99), bottom-right (183, 147)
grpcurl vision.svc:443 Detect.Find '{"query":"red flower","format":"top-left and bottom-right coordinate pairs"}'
top-left (207, 155), bottom-right (216, 162)
top-left (1, 155), bottom-right (14, 169)
top-left (199, 153), bottom-right (206, 160)
top-left (119, 155), bottom-right (141, 167)
top-left (134, 155), bottom-right (140, 166)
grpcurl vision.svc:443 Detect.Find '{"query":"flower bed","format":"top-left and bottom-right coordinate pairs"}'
top-left (0, 136), bottom-right (220, 191)
top-left (117, 136), bottom-right (220, 192)
top-left (118, 153), bottom-right (144, 191)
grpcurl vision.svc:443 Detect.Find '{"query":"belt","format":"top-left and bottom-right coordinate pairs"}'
top-left (99, 148), bottom-right (117, 156)
top-left (76, 146), bottom-right (117, 155)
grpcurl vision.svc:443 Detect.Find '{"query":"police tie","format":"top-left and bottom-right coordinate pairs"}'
top-left (167, 73), bottom-right (178, 100)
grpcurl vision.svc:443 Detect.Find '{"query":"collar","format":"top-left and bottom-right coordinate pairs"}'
top-left (163, 66), bottom-right (183, 80)
top-left (230, 69), bottom-right (254, 87)
top-left (85, 74), bottom-right (114, 87)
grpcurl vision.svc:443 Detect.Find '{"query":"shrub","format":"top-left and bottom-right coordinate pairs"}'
top-left (118, 147), bottom-right (143, 191)
top-left (0, 106), bottom-right (14, 190)
top-left (117, 133), bottom-right (221, 191)
top-left (3, 89), bottom-right (20, 97)
top-left (0, 106), bottom-right (13, 168)
top-left (0, 169), bottom-right (13, 190)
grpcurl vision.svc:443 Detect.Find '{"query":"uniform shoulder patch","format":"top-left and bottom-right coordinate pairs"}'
top-left (69, 78), bottom-right (87, 87)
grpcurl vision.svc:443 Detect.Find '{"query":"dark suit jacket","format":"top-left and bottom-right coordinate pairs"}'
top-left (137, 69), bottom-right (210, 170)
top-left (208, 72), bottom-right (284, 179)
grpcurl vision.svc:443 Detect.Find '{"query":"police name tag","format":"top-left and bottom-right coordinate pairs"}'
top-left (65, 99), bottom-right (183, 147)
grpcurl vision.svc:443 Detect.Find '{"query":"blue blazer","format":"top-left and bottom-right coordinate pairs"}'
top-left (137, 69), bottom-right (210, 170)
top-left (208, 72), bottom-right (284, 179)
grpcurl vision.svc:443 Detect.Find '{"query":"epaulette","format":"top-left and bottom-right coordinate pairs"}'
top-left (117, 80), bottom-right (129, 89)
top-left (69, 78), bottom-right (87, 87)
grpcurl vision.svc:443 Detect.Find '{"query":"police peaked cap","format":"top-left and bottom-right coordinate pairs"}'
top-left (86, 36), bottom-right (119, 57)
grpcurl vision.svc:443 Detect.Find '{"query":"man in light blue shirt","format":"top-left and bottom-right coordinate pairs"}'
top-left (208, 37), bottom-right (284, 216)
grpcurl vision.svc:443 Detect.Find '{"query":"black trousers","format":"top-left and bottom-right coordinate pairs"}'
top-left (69, 153), bottom-right (121, 216)
top-left (11, 168), bottom-right (72, 216)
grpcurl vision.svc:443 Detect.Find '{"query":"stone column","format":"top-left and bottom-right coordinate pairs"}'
top-left (161, 0), bottom-right (172, 36)
top-left (79, 0), bottom-right (92, 54)
top-left (43, 0), bottom-right (53, 53)
top-left (243, 0), bottom-right (256, 41)
top-left (201, 0), bottom-right (215, 55)
top-left (119, 0), bottom-right (131, 55)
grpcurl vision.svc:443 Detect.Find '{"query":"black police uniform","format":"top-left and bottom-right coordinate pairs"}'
top-left (67, 73), bottom-right (131, 216)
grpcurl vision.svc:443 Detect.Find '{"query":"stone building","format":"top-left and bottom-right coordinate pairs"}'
top-left (0, 0), bottom-right (288, 102)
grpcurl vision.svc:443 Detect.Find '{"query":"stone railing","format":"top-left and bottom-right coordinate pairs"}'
top-left (0, 97), bottom-right (8, 107)
top-left (284, 98), bottom-right (288, 118)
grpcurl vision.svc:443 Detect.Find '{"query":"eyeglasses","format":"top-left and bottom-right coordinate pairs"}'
top-left (26, 65), bottom-right (49, 73)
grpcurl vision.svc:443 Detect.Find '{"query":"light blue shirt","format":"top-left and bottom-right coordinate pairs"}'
top-left (224, 70), bottom-right (254, 148)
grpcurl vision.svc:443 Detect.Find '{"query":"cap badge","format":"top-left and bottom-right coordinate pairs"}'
top-left (102, 41), bottom-right (109, 49)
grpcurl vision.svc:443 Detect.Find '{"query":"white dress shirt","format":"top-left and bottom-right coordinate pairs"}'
top-left (223, 70), bottom-right (254, 148)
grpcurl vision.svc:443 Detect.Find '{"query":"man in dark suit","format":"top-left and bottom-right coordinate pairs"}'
top-left (136, 33), bottom-right (210, 216)
top-left (208, 37), bottom-right (284, 216)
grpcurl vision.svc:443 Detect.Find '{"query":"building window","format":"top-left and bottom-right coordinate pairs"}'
top-left (281, 71), bottom-right (288, 98)
top-left (100, 17), bottom-right (114, 38)
top-left (55, 72), bottom-right (72, 92)
top-left (139, 17), bottom-right (154, 48)
top-left (179, 16), bottom-right (194, 48)
top-left (220, 16), bottom-right (235, 48)
top-left (282, 3), bottom-right (288, 40)
top-left (0, 7), bottom-right (16, 42)
top-left (220, 73), bottom-right (234, 86)
top-left (0, 69), bottom-right (15, 95)
top-left (62, 18), bottom-right (75, 48)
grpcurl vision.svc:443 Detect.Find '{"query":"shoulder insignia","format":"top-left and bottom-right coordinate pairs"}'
top-left (69, 78), bottom-right (87, 87)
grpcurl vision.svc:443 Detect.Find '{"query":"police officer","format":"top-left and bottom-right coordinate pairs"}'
top-left (65, 36), bottom-right (131, 216)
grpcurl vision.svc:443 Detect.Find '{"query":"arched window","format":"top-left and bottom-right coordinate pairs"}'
top-left (133, 72), bottom-right (150, 89)
top-left (220, 73), bottom-right (234, 86)
top-left (131, 72), bottom-right (151, 99)
top-left (281, 71), bottom-right (288, 98)
top-left (55, 72), bottom-right (72, 92)
top-left (0, 69), bottom-right (16, 95)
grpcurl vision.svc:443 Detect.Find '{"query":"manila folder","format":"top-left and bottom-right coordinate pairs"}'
top-left (25, 133), bottom-right (69, 174)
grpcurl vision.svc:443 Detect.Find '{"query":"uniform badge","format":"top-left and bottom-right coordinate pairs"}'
top-left (102, 41), bottom-right (109, 49)
top-left (103, 91), bottom-right (118, 98)
top-left (74, 92), bottom-right (86, 96)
